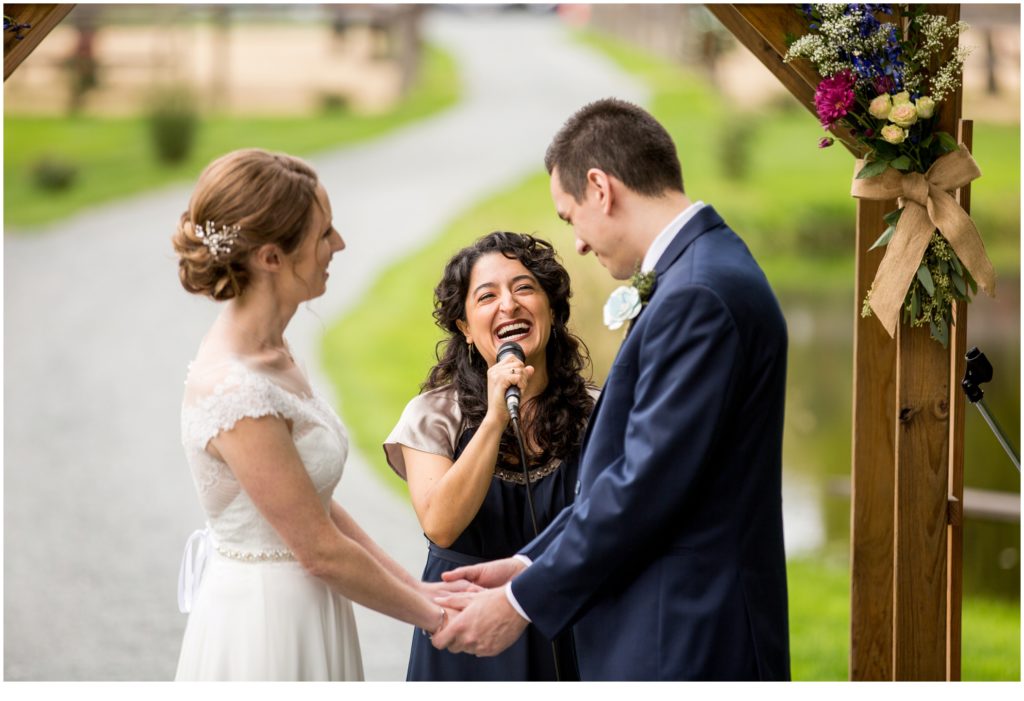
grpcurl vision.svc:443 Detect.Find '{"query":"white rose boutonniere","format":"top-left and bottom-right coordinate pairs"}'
top-left (603, 285), bottom-right (642, 330)
top-left (604, 269), bottom-right (657, 331)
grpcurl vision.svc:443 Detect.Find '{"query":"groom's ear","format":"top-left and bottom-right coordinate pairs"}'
top-left (586, 168), bottom-right (614, 215)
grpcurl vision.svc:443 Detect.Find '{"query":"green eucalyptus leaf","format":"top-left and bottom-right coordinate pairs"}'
top-left (936, 131), bottom-right (959, 153)
top-left (911, 285), bottom-right (921, 321)
top-left (938, 259), bottom-right (949, 275)
top-left (856, 158), bottom-right (890, 179)
top-left (951, 269), bottom-right (967, 296)
top-left (883, 207), bottom-right (905, 227)
top-left (950, 254), bottom-right (963, 276)
top-left (930, 317), bottom-right (949, 347)
top-left (890, 155), bottom-right (912, 170)
top-left (869, 225), bottom-right (896, 251)
top-left (916, 264), bottom-right (935, 296)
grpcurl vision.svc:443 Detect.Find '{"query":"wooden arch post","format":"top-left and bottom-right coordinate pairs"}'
top-left (706, 4), bottom-right (968, 680)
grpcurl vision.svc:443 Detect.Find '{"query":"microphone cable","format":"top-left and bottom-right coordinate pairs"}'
top-left (509, 413), bottom-right (565, 682)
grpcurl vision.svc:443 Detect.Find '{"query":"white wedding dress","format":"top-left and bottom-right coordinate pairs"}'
top-left (175, 356), bottom-right (364, 680)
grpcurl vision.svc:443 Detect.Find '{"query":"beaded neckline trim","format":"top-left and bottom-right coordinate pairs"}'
top-left (493, 459), bottom-right (563, 485)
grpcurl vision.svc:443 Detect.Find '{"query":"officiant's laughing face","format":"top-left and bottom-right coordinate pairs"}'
top-left (457, 252), bottom-right (553, 368)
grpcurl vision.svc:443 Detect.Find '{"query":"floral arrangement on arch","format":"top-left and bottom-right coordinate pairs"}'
top-left (785, 4), bottom-right (995, 347)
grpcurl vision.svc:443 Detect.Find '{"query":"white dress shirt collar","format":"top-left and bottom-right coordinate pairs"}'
top-left (640, 201), bottom-right (706, 273)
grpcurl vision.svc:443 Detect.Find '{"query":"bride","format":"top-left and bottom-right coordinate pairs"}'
top-left (171, 148), bottom-right (457, 680)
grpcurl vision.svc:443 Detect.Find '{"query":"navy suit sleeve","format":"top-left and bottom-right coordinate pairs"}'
top-left (511, 285), bottom-right (742, 638)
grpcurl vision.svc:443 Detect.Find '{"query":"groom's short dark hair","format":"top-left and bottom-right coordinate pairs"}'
top-left (544, 97), bottom-right (684, 202)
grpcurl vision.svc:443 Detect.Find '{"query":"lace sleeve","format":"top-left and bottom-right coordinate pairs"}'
top-left (181, 360), bottom-right (297, 451)
top-left (382, 386), bottom-right (463, 480)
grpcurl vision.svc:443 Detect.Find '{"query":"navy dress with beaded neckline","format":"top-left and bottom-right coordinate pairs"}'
top-left (384, 386), bottom-right (584, 681)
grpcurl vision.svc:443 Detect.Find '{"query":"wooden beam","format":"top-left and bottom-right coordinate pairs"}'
top-left (945, 117), bottom-right (973, 682)
top-left (705, 4), bottom-right (862, 154)
top-left (893, 322), bottom-right (951, 680)
top-left (850, 197), bottom-right (897, 680)
top-left (4, 4), bottom-right (75, 80)
top-left (891, 5), bottom-right (963, 681)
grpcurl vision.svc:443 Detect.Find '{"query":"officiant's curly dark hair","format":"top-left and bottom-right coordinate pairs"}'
top-left (427, 231), bottom-right (595, 464)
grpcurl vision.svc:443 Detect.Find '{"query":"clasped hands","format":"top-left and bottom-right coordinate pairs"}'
top-left (421, 556), bottom-right (529, 656)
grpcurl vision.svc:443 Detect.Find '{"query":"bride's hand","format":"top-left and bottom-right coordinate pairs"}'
top-left (419, 579), bottom-right (483, 600)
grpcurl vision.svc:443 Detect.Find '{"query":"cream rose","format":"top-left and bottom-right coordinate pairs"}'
top-left (881, 124), bottom-right (906, 144)
top-left (892, 91), bottom-right (912, 105)
top-left (889, 102), bottom-right (918, 128)
top-left (916, 96), bottom-right (936, 119)
top-left (868, 93), bottom-right (892, 120)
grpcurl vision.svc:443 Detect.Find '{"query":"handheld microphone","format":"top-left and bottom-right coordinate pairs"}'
top-left (496, 341), bottom-right (525, 422)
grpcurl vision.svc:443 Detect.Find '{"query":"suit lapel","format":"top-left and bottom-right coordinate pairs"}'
top-left (625, 206), bottom-right (724, 335)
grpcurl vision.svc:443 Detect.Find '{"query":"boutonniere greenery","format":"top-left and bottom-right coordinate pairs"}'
top-left (604, 268), bottom-right (657, 331)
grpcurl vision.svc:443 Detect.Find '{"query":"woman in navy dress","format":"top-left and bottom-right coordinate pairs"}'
top-left (384, 231), bottom-right (596, 681)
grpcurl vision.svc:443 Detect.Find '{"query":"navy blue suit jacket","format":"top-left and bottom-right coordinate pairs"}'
top-left (511, 206), bottom-right (790, 680)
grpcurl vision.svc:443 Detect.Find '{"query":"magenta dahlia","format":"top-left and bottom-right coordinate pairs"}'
top-left (814, 70), bottom-right (856, 129)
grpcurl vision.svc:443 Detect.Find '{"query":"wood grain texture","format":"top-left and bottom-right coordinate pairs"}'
top-left (893, 323), bottom-right (951, 680)
top-left (4, 4), bottom-right (75, 80)
top-left (850, 198), bottom-right (898, 680)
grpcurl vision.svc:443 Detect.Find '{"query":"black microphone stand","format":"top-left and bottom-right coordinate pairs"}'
top-left (961, 346), bottom-right (1020, 472)
top-left (509, 411), bottom-right (566, 681)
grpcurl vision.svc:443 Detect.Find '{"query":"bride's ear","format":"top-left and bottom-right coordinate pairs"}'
top-left (455, 319), bottom-right (471, 343)
top-left (251, 243), bottom-right (284, 273)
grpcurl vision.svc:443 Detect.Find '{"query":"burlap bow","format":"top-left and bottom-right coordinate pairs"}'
top-left (850, 146), bottom-right (995, 337)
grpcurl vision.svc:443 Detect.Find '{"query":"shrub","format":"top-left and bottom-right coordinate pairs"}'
top-left (146, 86), bottom-right (199, 164)
top-left (29, 156), bottom-right (78, 191)
top-left (718, 118), bottom-right (756, 181)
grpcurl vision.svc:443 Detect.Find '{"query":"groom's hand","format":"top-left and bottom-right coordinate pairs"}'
top-left (430, 587), bottom-right (528, 656)
top-left (441, 556), bottom-right (526, 589)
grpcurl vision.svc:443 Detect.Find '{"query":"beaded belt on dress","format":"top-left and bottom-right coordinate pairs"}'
top-left (176, 525), bottom-right (295, 614)
top-left (213, 543), bottom-right (295, 562)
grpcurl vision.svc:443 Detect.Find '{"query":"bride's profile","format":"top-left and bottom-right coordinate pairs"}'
top-left (171, 148), bottom-right (456, 680)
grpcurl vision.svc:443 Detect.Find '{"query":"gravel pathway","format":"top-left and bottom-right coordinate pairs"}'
top-left (3, 10), bottom-right (645, 680)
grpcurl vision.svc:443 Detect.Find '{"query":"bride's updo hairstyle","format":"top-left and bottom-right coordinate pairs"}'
top-left (172, 148), bottom-right (320, 300)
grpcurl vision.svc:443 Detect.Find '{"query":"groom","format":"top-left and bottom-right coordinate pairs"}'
top-left (432, 98), bottom-right (790, 680)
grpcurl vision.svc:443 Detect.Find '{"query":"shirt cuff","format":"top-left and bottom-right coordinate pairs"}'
top-left (504, 582), bottom-right (531, 623)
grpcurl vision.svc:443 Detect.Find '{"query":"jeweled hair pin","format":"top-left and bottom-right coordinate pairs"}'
top-left (194, 220), bottom-right (240, 259)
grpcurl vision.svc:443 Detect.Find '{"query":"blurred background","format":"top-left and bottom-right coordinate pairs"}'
top-left (4, 3), bottom-right (1019, 681)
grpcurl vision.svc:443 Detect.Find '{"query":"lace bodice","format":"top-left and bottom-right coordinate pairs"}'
top-left (180, 357), bottom-right (348, 558)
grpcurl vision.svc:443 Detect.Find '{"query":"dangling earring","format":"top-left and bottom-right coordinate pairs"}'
top-left (467, 341), bottom-right (475, 358)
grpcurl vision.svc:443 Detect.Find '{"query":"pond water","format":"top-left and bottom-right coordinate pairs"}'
top-left (778, 278), bottom-right (1020, 600)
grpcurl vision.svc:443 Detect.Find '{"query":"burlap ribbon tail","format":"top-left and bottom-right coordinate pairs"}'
top-left (850, 145), bottom-right (995, 337)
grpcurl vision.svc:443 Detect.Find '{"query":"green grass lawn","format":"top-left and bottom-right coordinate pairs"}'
top-left (323, 28), bottom-right (1019, 681)
top-left (4, 44), bottom-right (459, 229)
top-left (788, 556), bottom-right (1020, 680)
